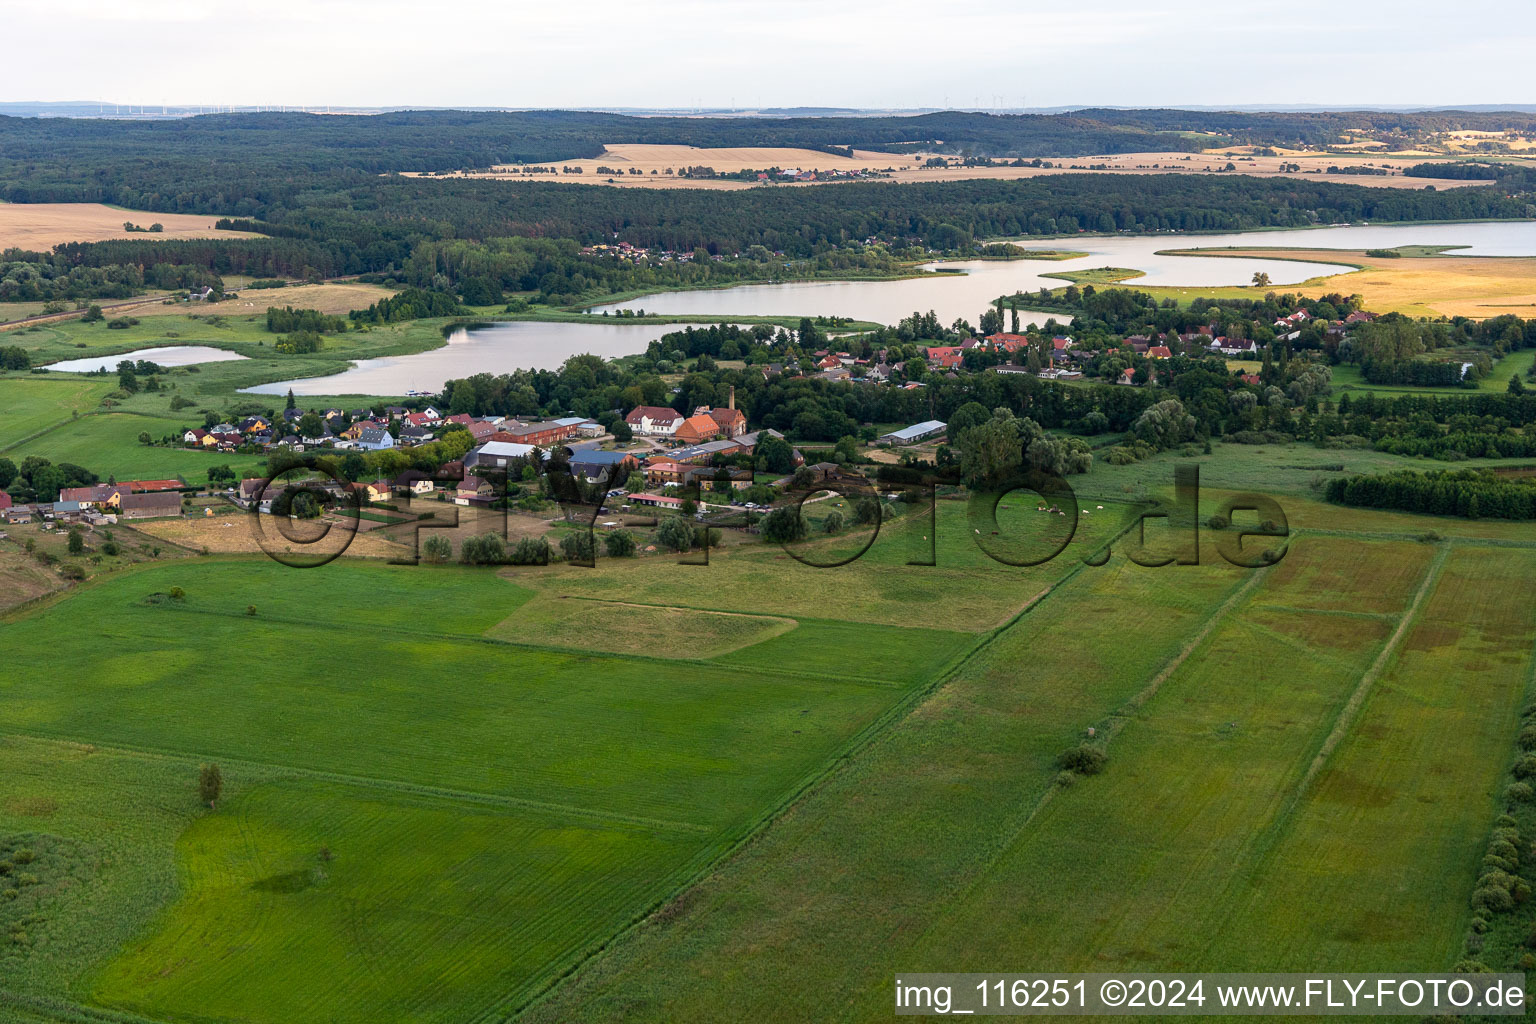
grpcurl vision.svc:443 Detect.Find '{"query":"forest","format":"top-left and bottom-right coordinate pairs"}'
top-left (1327, 468), bottom-right (1536, 519)
top-left (2, 172), bottom-right (1526, 301)
top-left (7, 108), bottom-right (1536, 207)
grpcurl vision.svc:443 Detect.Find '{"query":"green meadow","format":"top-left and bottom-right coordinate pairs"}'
top-left (524, 527), bottom-right (1536, 1022)
top-left (0, 553), bottom-right (986, 1023)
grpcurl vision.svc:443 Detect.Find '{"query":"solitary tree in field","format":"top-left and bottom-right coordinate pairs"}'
top-left (67, 529), bottom-right (84, 555)
top-left (421, 535), bottom-right (452, 563)
top-left (199, 763), bottom-right (222, 810)
top-left (1251, 271), bottom-right (1271, 287)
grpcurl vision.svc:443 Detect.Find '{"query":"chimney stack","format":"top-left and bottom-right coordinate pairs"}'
top-left (729, 386), bottom-right (735, 411)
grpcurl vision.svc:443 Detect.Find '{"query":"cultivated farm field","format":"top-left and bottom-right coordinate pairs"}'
top-left (428, 144), bottom-right (1490, 192)
top-left (0, 203), bottom-right (263, 250)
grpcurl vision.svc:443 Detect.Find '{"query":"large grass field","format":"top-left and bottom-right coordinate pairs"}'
top-left (4, 471), bottom-right (1535, 1023)
top-left (0, 549), bottom-right (1000, 1024)
top-left (522, 527), bottom-right (1536, 1022)
top-left (0, 377), bottom-right (118, 449)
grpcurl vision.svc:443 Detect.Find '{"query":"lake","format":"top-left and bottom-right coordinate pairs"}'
top-left (243, 321), bottom-right (720, 396)
top-left (43, 345), bottom-right (249, 373)
top-left (591, 220), bottom-right (1536, 326)
top-left (243, 220), bottom-right (1536, 397)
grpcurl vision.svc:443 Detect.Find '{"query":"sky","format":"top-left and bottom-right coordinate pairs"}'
top-left (3, 0), bottom-right (1533, 111)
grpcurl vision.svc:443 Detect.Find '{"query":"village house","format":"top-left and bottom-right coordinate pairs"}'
top-left (643, 460), bottom-right (689, 487)
top-left (673, 413), bottom-right (723, 446)
top-left (626, 492), bottom-right (686, 510)
top-left (49, 500), bottom-right (89, 523)
top-left (732, 428), bottom-right (785, 457)
top-left (235, 478), bottom-right (268, 510)
top-left (118, 491), bottom-right (183, 520)
top-left (393, 471), bottom-right (437, 496)
top-left (1218, 338), bottom-right (1260, 357)
top-left (356, 428), bottom-right (395, 452)
top-left (396, 424), bottom-right (431, 444)
top-left (454, 475), bottom-right (498, 506)
top-left (702, 389), bottom-right (747, 437)
top-left (566, 449), bottom-right (639, 484)
top-left (624, 406), bottom-right (684, 437)
top-left (984, 332), bottom-right (1030, 354)
top-left (925, 346), bottom-right (964, 369)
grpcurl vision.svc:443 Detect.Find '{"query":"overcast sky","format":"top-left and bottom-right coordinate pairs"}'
top-left (4, 0), bottom-right (1532, 111)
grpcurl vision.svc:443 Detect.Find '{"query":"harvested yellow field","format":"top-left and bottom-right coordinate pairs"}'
top-left (1173, 248), bottom-right (1536, 319)
top-left (417, 144), bottom-right (1485, 191)
top-left (0, 202), bottom-right (263, 249)
top-left (131, 513), bottom-right (411, 559)
top-left (1443, 130), bottom-right (1536, 152)
top-left (153, 281), bottom-right (398, 317)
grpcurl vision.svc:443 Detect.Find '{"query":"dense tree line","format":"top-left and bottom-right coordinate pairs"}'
top-left (1361, 359), bottom-right (1472, 387)
top-left (1374, 431), bottom-right (1536, 459)
top-left (321, 173), bottom-right (1531, 257)
top-left (0, 251), bottom-right (220, 302)
top-left (1327, 468), bottom-right (1536, 519)
top-left (349, 287), bottom-right (464, 324)
top-left (265, 305), bottom-right (347, 333)
top-left (1337, 389), bottom-right (1536, 428)
top-left (1405, 162), bottom-right (1504, 180)
top-left (18, 173), bottom-right (1528, 295)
